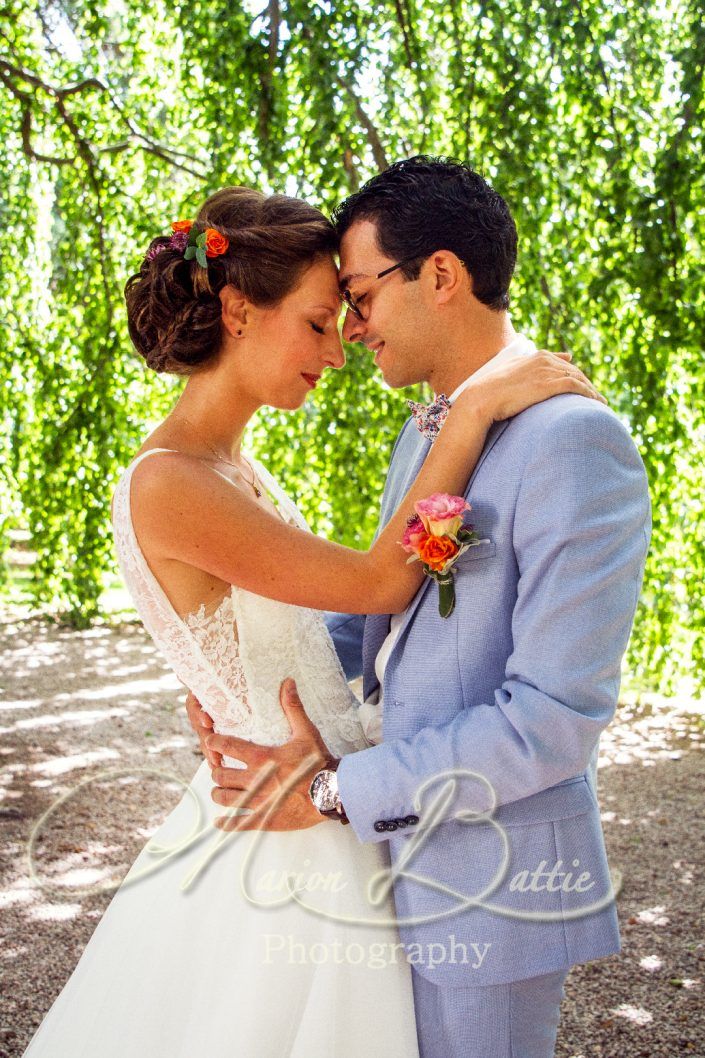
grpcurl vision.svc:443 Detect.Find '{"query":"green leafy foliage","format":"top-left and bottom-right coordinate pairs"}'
top-left (0, 0), bottom-right (702, 687)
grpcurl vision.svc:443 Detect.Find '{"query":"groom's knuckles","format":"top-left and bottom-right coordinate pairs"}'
top-left (210, 766), bottom-right (227, 786)
top-left (211, 786), bottom-right (241, 806)
top-left (205, 733), bottom-right (251, 758)
top-left (211, 765), bottom-right (253, 789)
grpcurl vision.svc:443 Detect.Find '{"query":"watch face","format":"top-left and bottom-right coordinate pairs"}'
top-left (310, 771), bottom-right (338, 813)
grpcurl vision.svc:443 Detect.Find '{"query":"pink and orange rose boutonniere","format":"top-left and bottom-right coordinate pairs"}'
top-left (401, 493), bottom-right (487, 618)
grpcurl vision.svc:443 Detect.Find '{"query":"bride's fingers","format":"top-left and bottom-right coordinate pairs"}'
top-left (559, 367), bottom-right (607, 403)
top-left (538, 349), bottom-right (573, 362)
top-left (547, 360), bottom-right (605, 402)
top-left (553, 376), bottom-right (607, 403)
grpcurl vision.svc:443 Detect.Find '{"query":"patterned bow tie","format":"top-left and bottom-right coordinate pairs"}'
top-left (407, 394), bottom-right (451, 442)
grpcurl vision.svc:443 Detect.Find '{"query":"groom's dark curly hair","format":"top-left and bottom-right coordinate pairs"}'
top-left (331, 155), bottom-right (517, 312)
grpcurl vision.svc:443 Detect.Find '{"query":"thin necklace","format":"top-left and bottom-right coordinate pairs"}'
top-left (174, 416), bottom-right (262, 498)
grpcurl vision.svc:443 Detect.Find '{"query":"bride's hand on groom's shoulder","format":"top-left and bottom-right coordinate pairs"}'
top-left (454, 349), bottom-right (608, 426)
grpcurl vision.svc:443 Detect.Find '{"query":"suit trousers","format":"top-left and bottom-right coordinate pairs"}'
top-left (411, 966), bottom-right (569, 1058)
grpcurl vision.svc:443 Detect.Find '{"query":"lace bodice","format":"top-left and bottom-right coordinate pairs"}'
top-left (111, 448), bottom-right (368, 764)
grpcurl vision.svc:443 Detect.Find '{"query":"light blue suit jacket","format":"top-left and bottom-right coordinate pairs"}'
top-left (325, 394), bottom-right (651, 986)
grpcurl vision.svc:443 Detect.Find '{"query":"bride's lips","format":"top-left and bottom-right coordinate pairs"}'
top-left (301, 373), bottom-right (321, 389)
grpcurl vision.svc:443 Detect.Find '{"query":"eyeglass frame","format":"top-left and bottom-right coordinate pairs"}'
top-left (340, 254), bottom-right (425, 320)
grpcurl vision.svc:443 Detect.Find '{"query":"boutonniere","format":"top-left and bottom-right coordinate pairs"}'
top-left (401, 493), bottom-right (487, 618)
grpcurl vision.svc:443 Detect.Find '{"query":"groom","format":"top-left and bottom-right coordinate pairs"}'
top-left (187, 157), bottom-right (651, 1057)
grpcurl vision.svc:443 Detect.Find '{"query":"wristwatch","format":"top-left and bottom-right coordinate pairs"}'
top-left (308, 758), bottom-right (349, 825)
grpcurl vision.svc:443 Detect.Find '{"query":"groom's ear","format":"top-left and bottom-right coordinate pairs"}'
top-left (219, 283), bottom-right (249, 337)
top-left (427, 250), bottom-right (469, 306)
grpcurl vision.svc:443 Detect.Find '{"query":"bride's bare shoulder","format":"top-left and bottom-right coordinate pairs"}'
top-left (130, 448), bottom-right (208, 513)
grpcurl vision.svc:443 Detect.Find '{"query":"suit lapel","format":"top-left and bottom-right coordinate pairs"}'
top-left (388, 417), bottom-right (512, 652)
top-left (362, 612), bottom-right (392, 701)
top-left (363, 414), bottom-right (511, 697)
top-left (378, 422), bottom-right (428, 531)
top-left (362, 419), bottom-right (425, 700)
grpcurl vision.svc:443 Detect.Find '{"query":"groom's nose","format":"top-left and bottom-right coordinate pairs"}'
top-left (342, 306), bottom-right (366, 345)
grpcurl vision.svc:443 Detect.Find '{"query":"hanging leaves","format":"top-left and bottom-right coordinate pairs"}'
top-left (0, 0), bottom-right (703, 689)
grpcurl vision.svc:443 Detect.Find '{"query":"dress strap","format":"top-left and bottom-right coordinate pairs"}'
top-left (124, 447), bottom-right (309, 534)
top-left (247, 453), bottom-right (311, 533)
top-left (125, 447), bottom-right (180, 475)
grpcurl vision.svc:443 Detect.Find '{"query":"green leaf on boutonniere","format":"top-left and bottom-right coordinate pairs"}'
top-left (423, 567), bottom-right (457, 618)
top-left (456, 527), bottom-right (478, 544)
top-left (184, 245), bottom-right (197, 260)
top-left (437, 575), bottom-right (456, 618)
top-left (196, 232), bottom-right (207, 247)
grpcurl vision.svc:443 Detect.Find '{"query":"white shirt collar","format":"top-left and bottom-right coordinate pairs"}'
top-left (445, 333), bottom-right (538, 404)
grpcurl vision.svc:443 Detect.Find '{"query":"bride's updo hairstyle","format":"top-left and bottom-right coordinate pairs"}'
top-left (125, 187), bottom-right (337, 375)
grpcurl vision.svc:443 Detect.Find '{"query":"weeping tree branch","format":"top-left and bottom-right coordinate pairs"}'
top-left (342, 146), bottom-right (360, 190)
top-left (392, 0), bottom-right (414, 68)
top-left (571, 2), bottom-right (626, 162)
top-left (257, 0), bottom-right (280, 161)
top-left (335, 74), bottom-right (389, 171)
top-left (97, 136), bottom-right (207, 178)
top-left (0, 58), bottom-right (208, 177)
top-left (0, 58), bottom-right (128, 433)
top-left (391, 0), bottom-right (433, 140)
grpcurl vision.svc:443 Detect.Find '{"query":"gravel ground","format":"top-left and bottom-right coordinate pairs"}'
top-left (1, 609), bottom-right (703, 1058)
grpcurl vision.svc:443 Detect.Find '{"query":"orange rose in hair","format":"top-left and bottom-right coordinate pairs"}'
top-left (205, 228), bottom-right (229, 257)
top-left (417, 535), bottom-right (459, 572)
top-left (171, 219), bottom-right (193, 234)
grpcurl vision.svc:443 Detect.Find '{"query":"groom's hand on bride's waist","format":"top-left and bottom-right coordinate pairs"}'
top-left (197, 678), bottom-right (334, 832)
top-left (184, 691), bottom-right (219, 767)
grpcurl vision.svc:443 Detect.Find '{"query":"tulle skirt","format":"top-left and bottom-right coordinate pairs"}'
top-left (23, 760), bottom-right (419, 1057)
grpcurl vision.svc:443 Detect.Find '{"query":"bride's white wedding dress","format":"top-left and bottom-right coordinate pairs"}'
top-left (23, 448), bottom-right (419, 1058)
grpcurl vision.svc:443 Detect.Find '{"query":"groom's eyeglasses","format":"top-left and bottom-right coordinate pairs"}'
top-left (340, 255), bottom-right (423, 320)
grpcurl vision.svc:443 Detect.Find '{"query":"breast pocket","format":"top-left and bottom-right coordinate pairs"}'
top-left (454, 540), bottom-right (497, 567)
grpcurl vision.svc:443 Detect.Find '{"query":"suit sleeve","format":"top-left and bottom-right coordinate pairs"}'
top-left (337, 406), bottom-right (652, 843)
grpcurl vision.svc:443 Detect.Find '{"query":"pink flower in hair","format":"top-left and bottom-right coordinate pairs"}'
top-left (146, 242), bottom-right (167, 261)
top-left (169, 230), bottom-right (189, 252)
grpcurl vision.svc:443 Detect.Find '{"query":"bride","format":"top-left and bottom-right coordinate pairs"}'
top-left (23, 185), bottom-right (601, 1057)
